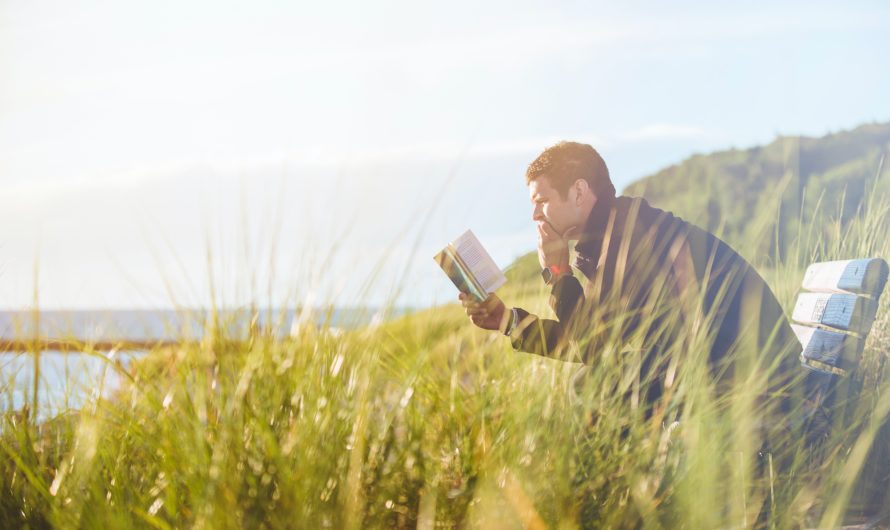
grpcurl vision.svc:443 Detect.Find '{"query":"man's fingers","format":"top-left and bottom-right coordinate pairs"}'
top-left (483, 296), bottom-right (501, 312)
top-left (464, 294), bottom-right (498, 309)
top-left (538, 225), bottom-right (565, 256)
top-left (540, 220), bottom-right (573, 245)
top-left (465, 306), bottom-right (488, 317)
top-left (462, 293), bottom-right (500, 329)
top-left (538, 221), bottom-right (559, 240)
top-left (470, 314), bottom-right (492, 327)
top-left (460, 295), bottom-right (478, 308)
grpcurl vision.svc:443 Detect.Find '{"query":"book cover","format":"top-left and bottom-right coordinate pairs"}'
top-left (434, 230), bottom-right (506, 302)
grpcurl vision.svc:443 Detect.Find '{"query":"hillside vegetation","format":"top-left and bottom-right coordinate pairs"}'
top-left (625, 122), bottom-right (890, 265)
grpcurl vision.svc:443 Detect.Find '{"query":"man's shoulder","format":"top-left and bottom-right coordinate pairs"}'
top-left (614, 195), bottom-right (688, 233)
top-left (616, 195), bottom-right (746, 261)
top-left (617, 195), bottom-right (722, 240)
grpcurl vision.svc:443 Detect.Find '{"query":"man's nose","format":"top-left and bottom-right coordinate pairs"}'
top-left (532, 205), bottom-right (543, 221)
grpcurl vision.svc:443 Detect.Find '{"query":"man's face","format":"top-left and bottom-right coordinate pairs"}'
top-left (529, 176), bottom-right (583, 238)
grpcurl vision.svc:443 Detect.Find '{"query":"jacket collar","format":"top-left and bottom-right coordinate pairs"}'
top-left (574, 193), bottom-right (616, 258)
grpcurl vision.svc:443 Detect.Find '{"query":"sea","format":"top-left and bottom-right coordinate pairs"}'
top-left (0, 307), bottom-right (403, 420)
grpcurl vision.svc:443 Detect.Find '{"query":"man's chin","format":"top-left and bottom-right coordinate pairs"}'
top-left (562, 226), bottom-right (580, 240)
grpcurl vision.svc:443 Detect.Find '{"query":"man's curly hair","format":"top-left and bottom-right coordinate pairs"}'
top-left (526, 141), bottom-right (615, 200)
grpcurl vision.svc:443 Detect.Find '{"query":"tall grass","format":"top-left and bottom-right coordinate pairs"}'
top-left (2, 186), bottom-right (890, 529)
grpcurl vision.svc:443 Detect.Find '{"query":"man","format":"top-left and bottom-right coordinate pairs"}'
top-left (460, 141), bottom-right (803, 421)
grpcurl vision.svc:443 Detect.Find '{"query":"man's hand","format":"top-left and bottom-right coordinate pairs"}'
top-left (537, 221), bottom-right (571, 272)
top-left (459, 293), bottom-right (508, 331)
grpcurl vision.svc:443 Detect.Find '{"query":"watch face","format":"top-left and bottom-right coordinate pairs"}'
top-left (541, 267), bottom-right (553, 284)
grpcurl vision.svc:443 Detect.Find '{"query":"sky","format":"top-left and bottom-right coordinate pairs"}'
top-left (1, 0), bottom-right (889, 310)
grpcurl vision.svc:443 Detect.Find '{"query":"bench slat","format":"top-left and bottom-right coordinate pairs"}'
top-left (791, 293), bottom-right (877, 334)
top-left (792, 324), bottom-right (863, 372)
top-left (801, 258), bottom-right (889, 296)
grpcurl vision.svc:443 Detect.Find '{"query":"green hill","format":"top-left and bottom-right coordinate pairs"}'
top-left (623, 122), bottom-right (890, 265)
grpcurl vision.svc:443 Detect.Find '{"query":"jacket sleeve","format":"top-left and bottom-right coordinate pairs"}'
top-left (509, 274), bottom-right (585, 360)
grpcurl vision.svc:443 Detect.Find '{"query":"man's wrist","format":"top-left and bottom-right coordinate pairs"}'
top-left (503, 307), bottom-right (519, 337)
top-left (541, 265), bottom-right (571, 286)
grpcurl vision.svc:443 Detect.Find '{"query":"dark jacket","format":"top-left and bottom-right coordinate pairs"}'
top-left (510, 195), bottom-right (802, 412)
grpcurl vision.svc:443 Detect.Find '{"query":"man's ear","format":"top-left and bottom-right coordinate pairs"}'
top-left (574, 179), bottom-right (589, 205)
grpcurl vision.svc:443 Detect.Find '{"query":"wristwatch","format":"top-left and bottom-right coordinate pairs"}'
top-left (541, 265), bottom-right (568, 286)
top-left (503, 307), bottom-right (519, 337)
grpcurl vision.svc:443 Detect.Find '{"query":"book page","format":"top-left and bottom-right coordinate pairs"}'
top-left (452, 230), bottom-right (507, 294)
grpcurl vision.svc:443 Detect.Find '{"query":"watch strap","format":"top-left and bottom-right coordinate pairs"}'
top-left (503, 307), bottom-right (519, 337)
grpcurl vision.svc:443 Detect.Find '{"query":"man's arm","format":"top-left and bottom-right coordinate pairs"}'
top-left (461, 218), bottom-right (587, 361)
top-left (508, 274), bottom-right (585, 360)
top-left (506, 218), bottom-right (586, 359)
top-left (458, 273), bottom-right (585, 361)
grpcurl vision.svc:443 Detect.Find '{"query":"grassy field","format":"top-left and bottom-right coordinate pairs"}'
top-left (2, 189), bottom-right (890, 529)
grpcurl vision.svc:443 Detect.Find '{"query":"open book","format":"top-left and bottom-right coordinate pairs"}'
top-left (434, 230), bottom-right (507, 302)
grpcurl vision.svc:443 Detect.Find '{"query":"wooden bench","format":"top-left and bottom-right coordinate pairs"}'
top-left (790, 258), bottom-right (889, 525)
top-left (793, 258), bottom-right (889, 376)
